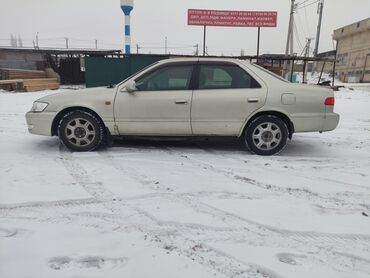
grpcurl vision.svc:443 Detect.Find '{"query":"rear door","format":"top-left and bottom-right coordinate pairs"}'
top-left (191, 62), bottom-right (267, 135)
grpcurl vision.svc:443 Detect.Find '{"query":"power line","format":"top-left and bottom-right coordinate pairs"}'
top-left (295, 11), bottom-right (308, 38)
top-left (296, 0), bottom-right (319, 10)
top-left (293, 20), bottom-right (304, 53)
top-left (297, 0), bottom-right (312, 7)
top-left (303, 3), bottom-right (312, 36)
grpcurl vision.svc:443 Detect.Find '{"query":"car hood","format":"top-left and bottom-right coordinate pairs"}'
top-left (36, 86), bottom-right (116, 103)
top-left (33, 86), bottom-right (118, 114)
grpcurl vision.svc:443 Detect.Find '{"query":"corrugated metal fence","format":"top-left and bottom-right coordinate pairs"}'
top-left (85, 55), bottom-right (169, 88)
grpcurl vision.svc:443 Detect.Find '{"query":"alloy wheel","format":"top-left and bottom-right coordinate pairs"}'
top-left (252, 122), bottom-right (282, 151)
top-left (64, 118), bottom-right (96, 147)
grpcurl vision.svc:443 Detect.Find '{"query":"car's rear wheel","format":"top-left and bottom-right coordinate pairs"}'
top-left (244, 115), bottom-right (288, 156)
top-left (58, 110), bottom-right (105, 152)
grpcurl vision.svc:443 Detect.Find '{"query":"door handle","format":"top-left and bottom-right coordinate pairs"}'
top-left (247, 98), bottom-right (260, 103)
top-left (175, 100), bottom-right (189, 105)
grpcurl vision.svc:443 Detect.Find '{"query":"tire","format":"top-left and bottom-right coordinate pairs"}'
top-left (244, 115), bottom-right (288, 156)
top-left (58, 110), bottom-right (105, 152)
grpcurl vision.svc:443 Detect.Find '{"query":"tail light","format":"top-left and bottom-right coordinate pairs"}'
top-left (325, 97), bottom-right (335, 106)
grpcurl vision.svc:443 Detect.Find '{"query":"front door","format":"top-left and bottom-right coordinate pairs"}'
top-left (191, 63), bottom-right (267, 136)
top-left (114, 63), bottom-right (195, 135)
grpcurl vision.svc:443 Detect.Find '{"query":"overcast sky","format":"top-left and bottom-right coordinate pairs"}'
top-left (0, 0), bottom-right (369, 56)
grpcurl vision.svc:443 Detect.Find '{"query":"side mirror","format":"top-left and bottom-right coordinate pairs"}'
top-left (125, 80), bottom-right (137, 93)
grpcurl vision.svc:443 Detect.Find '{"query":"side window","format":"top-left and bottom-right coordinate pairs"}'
top-left (136, 65), bottom-right (193, 91)
top-left (199, 64), bottom-right (261, 89)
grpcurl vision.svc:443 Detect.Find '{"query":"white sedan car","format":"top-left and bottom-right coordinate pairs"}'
top-left (26, 58), bottom-right (339, 155)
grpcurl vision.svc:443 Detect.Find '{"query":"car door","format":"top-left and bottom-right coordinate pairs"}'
top-left (191, 62), bottom-right (267, 136)
top-left (114, 63), bottom-right (195, 135)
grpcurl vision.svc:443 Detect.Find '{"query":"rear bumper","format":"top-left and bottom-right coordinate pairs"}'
top-left (322, 112), bottom-right (340, 132)
top-left (25, 111), bottom-right (56, 136)
top-left (291, 112), bottom-right (339, 133)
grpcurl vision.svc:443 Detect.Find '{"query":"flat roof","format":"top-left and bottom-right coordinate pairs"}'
top-left (0, 46), bottom-right (122, 56)
top-left (0, 47), bottom-right (335, 62)
top-left (333, 17), bottom-right (370, 40)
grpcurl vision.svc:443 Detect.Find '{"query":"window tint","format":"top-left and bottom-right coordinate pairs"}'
top-left (199, 64), bottom-right (261, 89)
top-left (251, 63), bottom-right (290, 83)
top-left (136, 65), bottom-right (193, 91)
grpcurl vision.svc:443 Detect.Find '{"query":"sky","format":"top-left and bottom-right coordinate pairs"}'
top-left (0, 0), bottom-right (369, 56)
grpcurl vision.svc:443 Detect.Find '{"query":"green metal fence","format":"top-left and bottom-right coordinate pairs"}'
top-left (85, 55), bottom-right (169, 88)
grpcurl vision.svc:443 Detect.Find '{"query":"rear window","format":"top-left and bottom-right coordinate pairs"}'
top-left (251, 64), bottom-right (290, 83)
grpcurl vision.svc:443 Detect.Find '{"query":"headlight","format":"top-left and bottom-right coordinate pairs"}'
top-left (31, 102), bottom-right (48, 112)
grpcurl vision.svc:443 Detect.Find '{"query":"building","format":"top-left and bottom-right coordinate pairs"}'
top-left (316, 50), bottom-right (336, 74)
top-left (333, 17), bottom-right (370, 83)
top-left (0, 47), bottom-right (121, 84)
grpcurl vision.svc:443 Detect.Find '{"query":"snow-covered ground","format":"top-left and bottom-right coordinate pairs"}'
top-left (0, 86), bottom-right (370, 278)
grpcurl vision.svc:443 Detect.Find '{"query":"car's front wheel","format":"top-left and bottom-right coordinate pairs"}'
top-left (244, 115), bottom-right (288, 156)
top-left (58, 110), bottom-right (105, 152)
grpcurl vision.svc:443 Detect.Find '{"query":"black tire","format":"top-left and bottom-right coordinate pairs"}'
top-left (244, 115), bottom-right (288, 156)
top-left (58, 110), bottom-right (105, 152)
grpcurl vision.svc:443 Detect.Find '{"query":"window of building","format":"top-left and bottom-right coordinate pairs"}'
top-left (337, 53), bottom-right (348, 66)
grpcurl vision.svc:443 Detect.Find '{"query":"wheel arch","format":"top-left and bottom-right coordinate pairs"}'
top-left (240, 110), bottom-right (295, 139)
top-left (51, 106), bottom-right (107, 136)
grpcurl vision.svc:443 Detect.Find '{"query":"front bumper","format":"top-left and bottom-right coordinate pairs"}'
top-left (322, 112), bottom-right (340, 132)
top-left (25, 111), bottom-right (57, 136)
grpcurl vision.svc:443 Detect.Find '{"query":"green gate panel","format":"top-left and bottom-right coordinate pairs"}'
top-left (85, 55), bottom-right (169, 88)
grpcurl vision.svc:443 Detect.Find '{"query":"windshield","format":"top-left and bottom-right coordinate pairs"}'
top-left (251, 63), bottom-right (290, 83)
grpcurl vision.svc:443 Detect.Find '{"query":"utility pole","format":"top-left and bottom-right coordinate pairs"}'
top-left (304, 38), bottom-right (313, 58)
top-left (136, 44), bottom-right (140, 54)
top-left (303, 38), bottom-right (313, 82)
top-left (35, 32), bottom-right (39, 49)
top-left (165, 37), bottom-right (168, 55)
top-left (195, 44), bottom-right (199, 56)
top-left (65, 37), bottom-right (69, 49)
top-left (203, 26), bottom-right (207, 56)
top-left (95, 39), bottom-right (98, 49)
top-left (256, 27), bottom-right (261, 62)
top-left (313, 0), bottom-right (324, 57)
top-left (283, 0), bottom-right (296, 77)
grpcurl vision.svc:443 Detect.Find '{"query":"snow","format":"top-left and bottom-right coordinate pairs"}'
top-left (1, 86), bottom-right (370, 278)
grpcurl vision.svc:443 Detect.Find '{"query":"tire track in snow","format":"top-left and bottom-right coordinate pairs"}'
top-left (196, 143), bottom-right (370, 193)
top-left (57, 145), bottom-right (278, 278)
top-left (98, 148), bottom-right (370, 275)
top-left (102, 147), bottom-right (370, 243)
top-left (163, 145), bottom-right (369, 214)
top-left (0, 198), bottom-right (100, 211)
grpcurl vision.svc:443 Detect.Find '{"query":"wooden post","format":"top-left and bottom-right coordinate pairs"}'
top-left (302, 60), bottom-right (307, 83)
top-left (290, 58), bottom-right (295, 82)
top-left (318, 61), bottom-right (326, 85)
top-left (360, 54), bottom-right (369, 83)
top-left (332, 41), bottom-right (338, 86)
